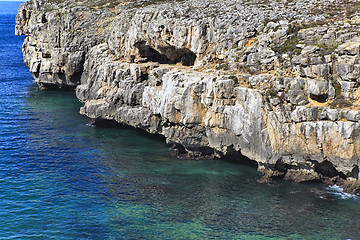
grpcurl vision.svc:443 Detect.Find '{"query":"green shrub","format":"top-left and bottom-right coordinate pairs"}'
top-left (272, 35), bottom-right (301, 55)
top-left (329, 78), bottom-right (353, 108)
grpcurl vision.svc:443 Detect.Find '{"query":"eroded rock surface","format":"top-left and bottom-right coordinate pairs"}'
top-left (16, 0), bottom-right (360, 194)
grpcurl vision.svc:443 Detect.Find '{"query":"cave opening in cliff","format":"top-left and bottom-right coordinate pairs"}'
top-left (223, 147), bottom-right (259, 168)
top-left (310, 93), bottom-right (328, 103)
top-left (314, 160), bottom-right (345, 178)
top-left (134, 41), bottom-right (196, 66)
top-left (350, 165), bottom-right (359, 179)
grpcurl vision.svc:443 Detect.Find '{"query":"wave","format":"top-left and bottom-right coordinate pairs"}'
top-left (326, 185), bottom-right (359, 200)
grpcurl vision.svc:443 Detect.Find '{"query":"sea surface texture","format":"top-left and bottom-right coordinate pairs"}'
top-left (1, 2), bottom-right (360, 239)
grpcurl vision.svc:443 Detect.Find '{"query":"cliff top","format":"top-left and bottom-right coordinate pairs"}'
top-left (38, 0), bottom-right (360, 23)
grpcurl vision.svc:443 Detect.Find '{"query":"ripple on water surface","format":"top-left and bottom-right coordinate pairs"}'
top-left (0, 2), bottom-right (360, 240)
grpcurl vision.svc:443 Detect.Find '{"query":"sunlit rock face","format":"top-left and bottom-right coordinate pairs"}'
top-left (16, 0), bottom-right (360, 193)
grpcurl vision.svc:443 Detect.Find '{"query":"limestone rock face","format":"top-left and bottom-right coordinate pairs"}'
top-left (16, 0), bottom-right (360, 193)
top-left (76, 43), bottom-right (360, 179)
top-left (16, 0), bottom-right (112, 89)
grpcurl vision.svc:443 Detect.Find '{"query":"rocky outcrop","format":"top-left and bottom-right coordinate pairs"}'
top-left (16, 0), bottom-right (360, 194)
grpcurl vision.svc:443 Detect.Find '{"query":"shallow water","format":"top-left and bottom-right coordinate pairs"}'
top-left (1, 1), bottom-right (360, 239)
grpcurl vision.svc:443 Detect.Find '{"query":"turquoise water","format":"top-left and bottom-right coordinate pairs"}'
top-left (1, 1), bottom-right (360, 239)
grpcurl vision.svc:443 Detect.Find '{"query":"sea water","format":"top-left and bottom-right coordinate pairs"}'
top-left (1, 1), bottom-right (360, 239)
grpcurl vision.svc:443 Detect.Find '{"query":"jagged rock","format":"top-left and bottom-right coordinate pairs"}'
top-left (342, 110), bottom-right (360, 122)
top-left (337, 37), bottom-right (360, 56)
top-left (284, 169), bottom-right (321, 182)
top-left (307, 79), bottom-right (329, 96)
top-left (338, 178), bottom-right (360, 195)
top-left (301, 45), bottom-right (321, 55)
top-left (320, 108), bottom-right (339, 121)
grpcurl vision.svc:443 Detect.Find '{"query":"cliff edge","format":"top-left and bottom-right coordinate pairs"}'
top-left (16, 0), bottom-right (360, 194)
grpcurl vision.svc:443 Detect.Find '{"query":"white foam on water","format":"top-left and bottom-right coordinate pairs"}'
top-left (326, 185), bottom-right (358, 200)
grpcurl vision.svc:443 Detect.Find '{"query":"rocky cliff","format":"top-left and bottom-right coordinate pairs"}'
top-left (16, 0), bottom-right (360, 194)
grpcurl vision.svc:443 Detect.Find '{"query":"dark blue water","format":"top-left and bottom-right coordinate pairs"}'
top-left (1, 1), bottom-right (360, 239)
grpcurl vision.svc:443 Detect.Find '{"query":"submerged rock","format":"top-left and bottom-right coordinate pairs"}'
top-left (15, 0), bottom-right (360, 194)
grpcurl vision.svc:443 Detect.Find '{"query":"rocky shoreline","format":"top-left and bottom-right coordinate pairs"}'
top-left (16, 0), bottom-right (360, 194)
